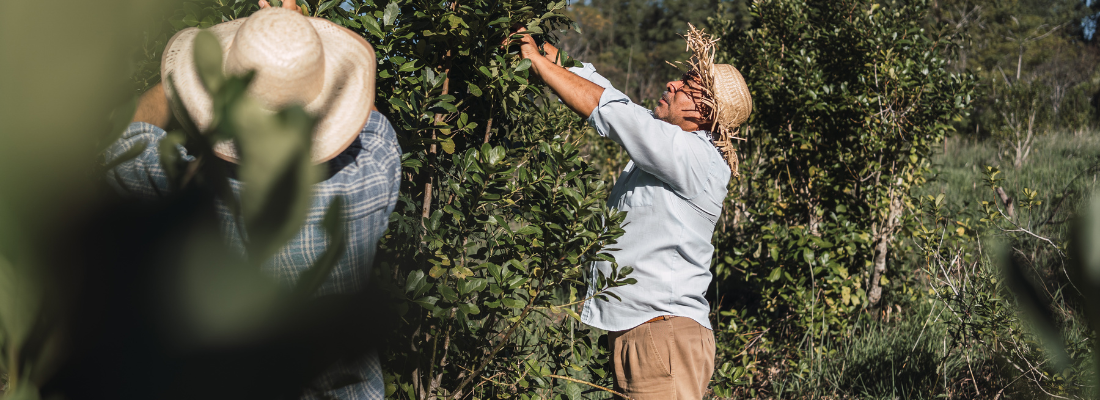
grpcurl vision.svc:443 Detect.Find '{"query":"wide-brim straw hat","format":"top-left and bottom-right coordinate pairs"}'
top-left (161, 7), bottom-right (376, 164)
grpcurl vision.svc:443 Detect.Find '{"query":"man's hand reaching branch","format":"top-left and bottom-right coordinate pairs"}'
top-left (507, 29), bottom-right (602, 119)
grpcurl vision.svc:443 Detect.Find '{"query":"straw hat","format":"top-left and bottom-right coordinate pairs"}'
top-left (681, 24), bottom-right (752, 176)
top-left (161, 7), bottom-right (377, 163)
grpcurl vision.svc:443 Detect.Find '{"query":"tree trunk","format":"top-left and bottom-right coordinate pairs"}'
top-left (1016, 44), bottom-right (1023, 81)
top-left (867, 180), bottom-right (903, 308)
top-left (421, 40), bottom-right (455, 221)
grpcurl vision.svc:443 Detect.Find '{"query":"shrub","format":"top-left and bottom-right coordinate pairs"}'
top-left (707, 0), bottom-right (975, 393)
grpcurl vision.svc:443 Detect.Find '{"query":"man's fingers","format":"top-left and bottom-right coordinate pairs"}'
top-left (259, 0), bottom-right (300, 11)
top-left (501, 29), bottom-right (526, 49)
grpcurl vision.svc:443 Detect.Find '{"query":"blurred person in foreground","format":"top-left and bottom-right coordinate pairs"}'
top-left (102, 1), bottom-right (400, 399)
top-left (510, 26), bottom-right (752, 399)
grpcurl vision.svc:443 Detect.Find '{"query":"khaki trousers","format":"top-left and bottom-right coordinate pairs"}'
top-left (609, 316), bottom-right (716, 400)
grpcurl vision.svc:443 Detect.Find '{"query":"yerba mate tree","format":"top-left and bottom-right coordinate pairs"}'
top-left (135, 1), bottom-right (634, 399)
top-left (707, 0), bottom-right (975, 392)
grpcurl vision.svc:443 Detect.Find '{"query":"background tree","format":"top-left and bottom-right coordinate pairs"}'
top-left (554, 0), bottom-right (729, 104)
top-left (930, 0), bottom-right (1099, 140)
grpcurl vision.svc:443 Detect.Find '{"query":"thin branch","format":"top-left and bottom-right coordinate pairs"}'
top-left (546, 375), bottom-right (630, 399)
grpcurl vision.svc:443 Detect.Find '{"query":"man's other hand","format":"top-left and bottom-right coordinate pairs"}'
top-left (506, 28), bottom-right (543, 64)
top-left (504, 27), bottom-right (602, 119)
top-left (258, 0), bottom-right (301, 12)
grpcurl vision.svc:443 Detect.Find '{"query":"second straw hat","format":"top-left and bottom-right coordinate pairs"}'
top-left (161, 7), bottom-right (377, 164)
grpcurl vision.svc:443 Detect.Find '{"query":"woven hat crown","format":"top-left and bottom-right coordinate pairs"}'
top-left (161, 6), bottom-right (378, 164)
top-left (224, 7), bottom-right (326, 110)
top-left (711, 64), bottom-right (752, 131)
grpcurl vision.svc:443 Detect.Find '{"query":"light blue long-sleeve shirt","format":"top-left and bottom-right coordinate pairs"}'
top-left (573, 63), bottom-right (731, 332)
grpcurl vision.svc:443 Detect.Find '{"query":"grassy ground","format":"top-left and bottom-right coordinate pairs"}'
top-left (929, 132), bottom-right (1100, 227)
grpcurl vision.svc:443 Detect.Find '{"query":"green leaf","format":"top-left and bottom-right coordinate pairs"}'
top-left (0, 255), bottom-right (39, 359)
top-left (564, 381), bottom-right (583, 400)
top-left (181, 14), bottom-right (200, 27)
top-left (157, 132), bottom-right (187, 186)
top-left (768, 267), bottom-right (783, 282)
top-left (178, 223), bottom-right (283, 342)
top-left (459, 278), bottom-right (487, 294)
top-left (440, 136), bottom-right (455, 154)
top-left (405, 270), bottom-right (426, 294)
top-left (232, 99), bottom-right (320, 260)
top-left (501, 297), bottom-right (525, 309)
top-left (468, 82), bottom-right (483, 96)
top-left (315, 0), bottom-right (339, 15)
top-left (383, 1), bottom-right (399, 26)
top-left (515, 58), bottom-right (532, 72)
top-left (398, 61), bottom-right (418, 72)
top-left (451, 266), bottom-right (474, 279)
top-left (413, 296), bottom-right (439, 309)
top-left (438, 285), bottom-right (458, 302)
top-left (431, 101), bottom-right (458, 113)
top-left (360, 15), bottom-right (383, 38)
top-left (193, 30), bottom-right (225, 94)
top-left (563, 306), bottom-right (582, 322)
top-left (429, 264), bottom-right (446, 278)
top-left (516, 225), bottom-right (542, 236)
top-left (1003, 246), bottom-right (1070, 371)
top-left (457, 303), bottom-right (480, 316)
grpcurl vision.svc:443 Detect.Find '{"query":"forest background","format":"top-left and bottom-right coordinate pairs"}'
top-left (3, 0), bottom-right (1100, 399)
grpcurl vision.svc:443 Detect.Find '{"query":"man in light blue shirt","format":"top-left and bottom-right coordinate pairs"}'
top-left (512, 27), bottom-right (752, 400)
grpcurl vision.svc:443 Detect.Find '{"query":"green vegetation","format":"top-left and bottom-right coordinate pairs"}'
top-left (3, 0), bottom-right (1100, 399)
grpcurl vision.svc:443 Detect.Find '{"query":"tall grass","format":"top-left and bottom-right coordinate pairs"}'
top-left (931, 132), bottom-right (1100, 225)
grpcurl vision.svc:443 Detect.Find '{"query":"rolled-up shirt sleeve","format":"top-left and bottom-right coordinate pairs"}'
top-left (568, 62), bottom-right (615, 90)
top-left (570, 65), bottom-right (714, 199)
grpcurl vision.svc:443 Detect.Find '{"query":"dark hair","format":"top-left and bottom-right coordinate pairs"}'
top-left (681, 70), bottom-right (714, 124)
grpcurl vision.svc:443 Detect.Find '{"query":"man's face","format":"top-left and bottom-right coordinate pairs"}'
top-left (653, 71), bottom-right (710, 132)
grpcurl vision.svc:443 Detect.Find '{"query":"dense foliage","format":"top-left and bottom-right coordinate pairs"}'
top-left (705, 0), bottom-right (975, 394)
top-left (307, 1), bottom-right (636, 398)
top-left (6, 0), bottom-right (1100, 399)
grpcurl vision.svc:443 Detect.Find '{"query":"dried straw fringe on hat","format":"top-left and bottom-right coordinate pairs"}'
top-left (162, 7), bottom-right (377, 163)
top-left (679, 24), bottom-right (752, 176)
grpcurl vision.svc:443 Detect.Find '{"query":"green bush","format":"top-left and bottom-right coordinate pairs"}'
top-left (707, 0), bottom-right (975, 393)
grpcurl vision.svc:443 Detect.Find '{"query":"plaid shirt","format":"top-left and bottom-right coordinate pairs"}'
top-left (104, 111), bottom-right (401, 400)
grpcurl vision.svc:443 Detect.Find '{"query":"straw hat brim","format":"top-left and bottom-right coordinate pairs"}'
top-left (161, 16), bottom-right (376, 164)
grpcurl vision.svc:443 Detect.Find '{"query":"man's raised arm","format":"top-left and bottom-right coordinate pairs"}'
top-left (512, 31), bottom-right (603, 119)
